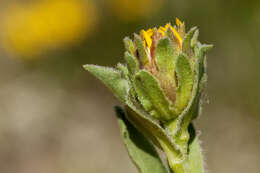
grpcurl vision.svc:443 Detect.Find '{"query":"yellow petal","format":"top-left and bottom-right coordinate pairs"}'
top-left (146, 29), bottom-right (154, 36)
top-left (176, 18), bottom-right (183, 28)
top-left (170, 26), bottom-right (183, 47)
top-left (158, 27), bottom-right (166, 36)
top-left (142, 29), bottom-right (153, 48)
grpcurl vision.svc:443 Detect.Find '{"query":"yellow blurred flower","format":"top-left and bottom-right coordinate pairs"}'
top-left (109, 0), bottom-right (164, 21)
top-left (1, 0), bottom-right (98, 58)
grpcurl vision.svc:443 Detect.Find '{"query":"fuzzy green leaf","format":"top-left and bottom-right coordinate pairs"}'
top-left (125, 51), bottom-right (139, 75)
top-left (195, 44), bottom-right (213, 79)
top-left (176, 44), bottom-right (213, 132)
top-left (186, 124), bottom-right (205, 173)
top-left (191, 30), bottom-right (199, 48)
top-left (125, 97), bottom-right (181, 156)
top-left (117, 63), bottom-right (129, 79)
top-left (183, 27), bottom-right (197, 52)
top-left (155, 37), bottom-right (177, 88)
top-left (189, 137), bottom-right (204, 173)
top-left (134, 70), bottom-right (177, 121)
top-left (155, 37), bottom-right (176, 73)
top-left (115, 106), bottom-right (167, 173)
top-left (134, 34), bottom-right (149, 66)
top-left (175, 53), bottom-right (193, 111)
top-left (125, 104), bottom-right (162, 149)
top-left (124, 37), bottom-right (136, 55)
top-left (188, 44), bottom-right (212, 120)
top-left (83, 64), bottom-right (129, 102)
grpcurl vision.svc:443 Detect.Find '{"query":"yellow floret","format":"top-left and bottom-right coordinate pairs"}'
top-left (142, 29), bottom-right (153, 49)
top-left (142, 19), bottom-right (184, 50)
top-left (176, 18), bottom-right (183, 28)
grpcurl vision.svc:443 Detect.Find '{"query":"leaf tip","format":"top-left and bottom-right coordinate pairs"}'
top-left (83, 64), bottom-right (95, 71)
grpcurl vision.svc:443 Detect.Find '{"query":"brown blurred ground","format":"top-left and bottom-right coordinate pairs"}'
top-left (0, 0), bottom-right (259, 173)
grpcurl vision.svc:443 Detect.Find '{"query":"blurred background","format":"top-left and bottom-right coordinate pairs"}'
top-left (0, 0), bottom-right (259, 173)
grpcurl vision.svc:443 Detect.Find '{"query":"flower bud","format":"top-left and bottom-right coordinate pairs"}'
top-left (122, 18), bottom-right (211, 123)
top-left (84, 18), bottom-right (212, 173)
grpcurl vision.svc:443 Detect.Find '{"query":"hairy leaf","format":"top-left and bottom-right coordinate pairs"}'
top-left (125, 51), bottom-right (139, 75)
top-left (83, 64), bottom-right (129, 102)
top-left (188, 124), bottom-right (204, 173)
top-left (115, 106), bottom-right (167, 173)
top-left (155, 37), bottom-right (177, 89)
top-left (191, 30), bottom-right (199, 48)
top-left (189, 136), bottom-right (204, 173)
top-left (134, 70), bottom-right (177, 121)
top-left (175, 53), bottom-right (193, 111)
top-left (134, 34), bottom-right (150, 66)
top-left (125, 97), bottom-right (181, 156)
top-left (183, 27), bottom-right (197, 52)
top-left (124, 37), bottom-right (136, 55)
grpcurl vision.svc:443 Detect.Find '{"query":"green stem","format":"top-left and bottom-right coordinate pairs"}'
top-left (158, 138), bottom-right (190, 173)
top-left (161, 120), bottom-right (192, 173)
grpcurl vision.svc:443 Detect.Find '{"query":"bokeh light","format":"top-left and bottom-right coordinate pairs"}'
top-left (1, 0), bottom-right (98, 58)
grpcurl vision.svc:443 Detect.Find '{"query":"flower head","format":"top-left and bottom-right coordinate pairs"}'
top-left (123, 18), bottom-right (197, 115)
top-left (84, 18), bottom-right (212, 173)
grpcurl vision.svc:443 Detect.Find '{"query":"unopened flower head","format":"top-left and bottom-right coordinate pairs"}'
top-left (133, 19), bottom-right (187, 105)
top-left (84, 18), bottom-right (213, 173)
top-left (85, 18), bottom-right (212, 122)
top-left (120, 18), bottom-right (213, 123)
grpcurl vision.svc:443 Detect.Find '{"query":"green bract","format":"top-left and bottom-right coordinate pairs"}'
top-left (84, 18), bottom-right (212, 173)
